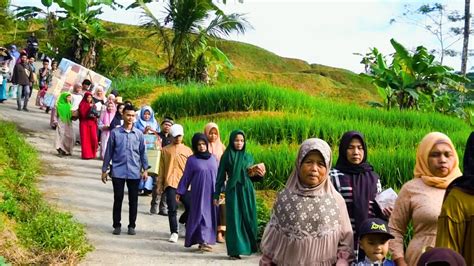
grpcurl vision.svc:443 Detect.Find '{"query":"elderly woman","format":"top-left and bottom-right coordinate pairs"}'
top-left (436, 132), bottom-right (474, 265)
top-left (389, 132), bottom-right (462, 266)
top-left (260, 138), bottom-right (354, 266)
top-left (330, 131), bottom-right (388, 261)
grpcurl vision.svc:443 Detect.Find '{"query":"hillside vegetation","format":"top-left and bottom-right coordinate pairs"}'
top-left (1, 20), bottom-right (379, 104)
top-left (151, 83), bottom-right (471, 191)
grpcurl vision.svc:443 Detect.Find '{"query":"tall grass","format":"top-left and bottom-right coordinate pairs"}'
top-left (113, 75), bottom-right (167, 100)
top-left (153, 83), bottom-right (471, 133)
top-left (158, 83), bottom-right (471, 191)
top-left (0, 122), bottom-right (92, 264)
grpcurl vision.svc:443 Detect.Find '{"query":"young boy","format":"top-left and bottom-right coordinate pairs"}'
top-left (157, 124), bottom-right (193, 243)
top-left (354, 218), bottom-right (395, 266)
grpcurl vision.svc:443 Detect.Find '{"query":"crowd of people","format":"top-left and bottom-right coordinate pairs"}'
top-left (1, 37), bottom-right (473, 266)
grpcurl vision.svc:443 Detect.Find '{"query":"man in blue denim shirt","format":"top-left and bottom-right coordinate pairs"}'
top-left (102, 105), bottom-right (149, 235)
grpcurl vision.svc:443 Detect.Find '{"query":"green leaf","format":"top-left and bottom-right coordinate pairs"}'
top-left (42, 0), bottom-right (53, 7)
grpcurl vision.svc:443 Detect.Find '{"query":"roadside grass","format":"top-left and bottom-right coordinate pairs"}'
top-left (0, 122), bottom-right (92, 264)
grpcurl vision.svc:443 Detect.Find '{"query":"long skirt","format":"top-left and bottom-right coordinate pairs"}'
top-left (0, 78), bottom-right (7, 101)
top-left (55, 120), bottom-right (74, 155)
top-left (225, 182), bottom-right (258, 256)
top-left (100, 129), bottom-right (111, 159)
top-left (79, 119), bottom-right (98, 159)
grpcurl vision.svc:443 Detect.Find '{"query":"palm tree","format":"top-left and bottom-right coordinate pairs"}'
top-left (131, 0), bottom-right (250, 81)
top-left (461, 0), bottom-right (470, 74)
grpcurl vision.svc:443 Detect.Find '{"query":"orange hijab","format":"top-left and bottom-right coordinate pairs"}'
top-left (414, 132), bottom-right (462, 189)
top-left (204, 122), bottom-right (226, 162)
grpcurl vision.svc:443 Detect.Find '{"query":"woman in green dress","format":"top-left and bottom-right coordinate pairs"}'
top-left (213, 129), bottom-right (266, 260)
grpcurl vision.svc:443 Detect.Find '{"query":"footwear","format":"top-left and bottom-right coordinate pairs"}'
top-left (158, 211), bottom-right (168, 216)
top-left (217, 232), bottom-right (225, 243)
top-left (229, 255), bottom-right (241, 260)
top-left (112, 227), bottom-right (121, 235)
top-left (168, 232), bottom-right (178, 243)
top-left (17, 107), bottom-right (21, 111)
top-left (23, 108), bottom-right (29, 112)
top-left (127, 227), bottom-right (136, 235)
top-left (178, 223), bottom-right (186, 237)
top-left (150, 205), bottom-right (158, 215)
top-left (199, 244), bottom-right (212, 252)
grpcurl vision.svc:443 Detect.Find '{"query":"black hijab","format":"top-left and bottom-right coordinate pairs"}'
top-left (109, 103), bottom-right (124, 129)
top-left (191, 133), bottom-right (212, 160)
top-left (335, 131), bottom-right (380, 236)
top-left (446, 132), bottom-right (474, 197)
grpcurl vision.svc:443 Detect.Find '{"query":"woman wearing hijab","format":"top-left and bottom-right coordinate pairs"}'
top-left (78, 91), bottom-right (99, 159)
top-left (204, 122), bottom-right (227, 243)
top-left (260, 138), bottom-right (354, 266)
top-left (329, 131), bottom-right (386, 261)
top-left (389, 132), bottom-right (462, 266)
top-left (213, 130), bottom-right (266, 260)
top-left (93, 86), bottom-right (106, 105)
top-left (436, 132), bottom-right (474, 265)
top-left (109, 103), bottom-right (124, 129)
top-left (135, 106), bottom-right (160, 133)
top-left (99, 99), bottom-right (116, 159)
top-left (55, 92), bottom-right (74, 156)
top-left (176, 133), bottom-right (218, 252)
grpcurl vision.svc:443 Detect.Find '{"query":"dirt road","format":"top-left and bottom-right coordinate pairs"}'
top-left (0, 92), bottom-right (260, 265)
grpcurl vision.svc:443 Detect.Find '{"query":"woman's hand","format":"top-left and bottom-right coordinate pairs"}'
top-left (394, 258), bottom-right (408, 266)
top-left (382, 206), bottom-right (393, 218)
top-left (213, 199), bottom-right (219, 206)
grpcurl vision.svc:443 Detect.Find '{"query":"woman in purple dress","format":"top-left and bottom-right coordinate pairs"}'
top-left (176, 133), bottom-right (218, 252)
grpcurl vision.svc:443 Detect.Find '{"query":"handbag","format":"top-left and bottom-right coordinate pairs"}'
top-left (88, 105), bottom-right (100, 118)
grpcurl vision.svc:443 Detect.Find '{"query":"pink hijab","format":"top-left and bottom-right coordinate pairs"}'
top-left (204, 122), bottom-right (226, 162)
top-left (100, 100), bottom-right (116, 126)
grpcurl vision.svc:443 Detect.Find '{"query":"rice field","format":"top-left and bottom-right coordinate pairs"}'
top-left (151, 83), bottom-right (472, 191)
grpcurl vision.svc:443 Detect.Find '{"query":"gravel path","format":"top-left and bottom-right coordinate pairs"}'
top-left (0, 91), bottom-right (260, 265)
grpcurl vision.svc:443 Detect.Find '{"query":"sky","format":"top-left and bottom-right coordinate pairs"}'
top-left (10, 0), bottom-right (471, 73)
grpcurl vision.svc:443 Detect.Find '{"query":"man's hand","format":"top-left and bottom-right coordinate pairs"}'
top-left (142, 171), bottom-right (148, 181)
top-left (101, 172), bottom-right (108, 184)
top-left (176, 194), bottom-right (181, 203)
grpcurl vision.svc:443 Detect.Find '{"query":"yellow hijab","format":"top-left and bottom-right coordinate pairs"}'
top-left (414, 132), bottom-right (462, 188)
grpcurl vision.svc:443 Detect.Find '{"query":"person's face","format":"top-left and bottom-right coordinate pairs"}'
top-left (428, 143), bottom-right (456, 177)
top-left (208, 128), bottom-right (218, 143)
top-left (28, 57), bottom-right (35, 64)
top-left (86, 95), bottom-right (93, 103)
top-left (74, 86), bottom-right (82, 93)
top-left (346, 137), bottom-right (365, 165)
top-left (174, 135), bottom-right (183, 144)
top-left (118, 105), bottom-right (125, 115)
top-left (82, 84), bottom-right (90, 90)
top-left (52, 62), bottom-right (57, 70)
top-left (162, 122), bottom-right (172, 133)
top-left (66, 95), bottom-right (72, 102)
top-left (97, 90), bottom-right (103, 96)
top-left (123, 110), bottom-right (135, 125)
top-left (299, 150), bottom-right (327, 187)
top-left (143, 110), bottom-right (151, 121)
top-left (197, 140), bottom-right (207, 153)
top-left (233, 134), bottom-right (245, 151)
top-left (43, 61), bottom-right (49, 68)
top-left (359, 234), bottom-right (390, 262)
top-left (20, 55), bottom-right (27, 63)
top-left (107, 102), bottom-right (114, 112)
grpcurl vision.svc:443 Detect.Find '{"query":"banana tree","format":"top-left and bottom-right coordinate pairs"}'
top-left (13, 0), bottom-right (58, 39)
top-left (361, 38), bottom-right (469, 111)
top-left (131, 0), bottom-right (249, 81)
top-left (54, 0), bottom-right (121, 69)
